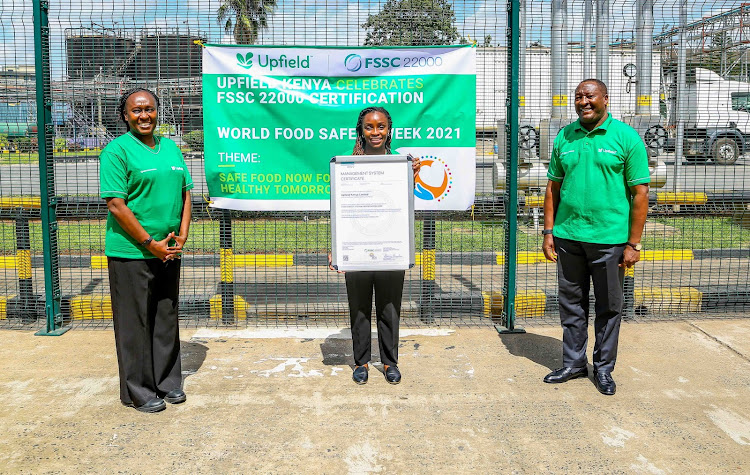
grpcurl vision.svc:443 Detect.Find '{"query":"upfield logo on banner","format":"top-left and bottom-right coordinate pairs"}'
top-left (236, 52), bottom-right (253, 69)
top-left (236, 51), bottom-right (312, 71)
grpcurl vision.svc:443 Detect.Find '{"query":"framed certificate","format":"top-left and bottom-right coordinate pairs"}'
top-left (330, 155), bottom-right (415, 271)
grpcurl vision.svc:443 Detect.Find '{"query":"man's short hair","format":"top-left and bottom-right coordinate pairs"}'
top-left (578, 79), bottom-right (608, 96)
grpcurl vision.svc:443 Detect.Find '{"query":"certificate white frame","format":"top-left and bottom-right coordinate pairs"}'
top-left (330, 154), bottom-right (415, 271)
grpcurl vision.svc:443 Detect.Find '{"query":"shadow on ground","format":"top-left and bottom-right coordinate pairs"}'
top-left (498, 331), bottom-right (562, 371)
top-left (181, 340), bottom-right (208, 378)
top-left (319, 330), bottom-right (388, 372)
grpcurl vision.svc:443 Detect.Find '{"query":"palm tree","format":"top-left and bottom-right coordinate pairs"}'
top-left (217, 0), bottom-right (277, 45)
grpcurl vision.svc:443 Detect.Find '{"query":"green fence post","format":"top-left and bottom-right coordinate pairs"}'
top-left (33, 0), bottom-right (69, 336)
top-left (497, 0), bottom-right (525, 335)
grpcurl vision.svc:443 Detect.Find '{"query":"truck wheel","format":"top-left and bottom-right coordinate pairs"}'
top-left (713, 137), bottom-right (739, 165)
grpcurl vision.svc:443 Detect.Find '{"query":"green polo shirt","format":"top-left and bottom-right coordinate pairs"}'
top-left (547, 113), bottom-right (650, 244)
top-left (100, 132), bottom-right (194, 259)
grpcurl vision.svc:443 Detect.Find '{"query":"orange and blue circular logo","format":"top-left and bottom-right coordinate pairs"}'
top-left (414, 155), bottom-right (452, 201)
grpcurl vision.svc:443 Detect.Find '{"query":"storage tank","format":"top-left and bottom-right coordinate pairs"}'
top-left (132, 32), bottom-right (203, 80)
top-left (65, 30), bottom-right (135, 79)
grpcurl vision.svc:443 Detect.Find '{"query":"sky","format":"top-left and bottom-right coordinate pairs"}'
top-left (0, 0), bottom-right (742, 79)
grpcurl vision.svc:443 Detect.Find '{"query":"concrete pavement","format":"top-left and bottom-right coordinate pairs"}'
top-left (0, 320), bottom-right (748, 473)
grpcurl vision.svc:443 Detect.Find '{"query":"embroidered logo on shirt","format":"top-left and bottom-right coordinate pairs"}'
top-left (598, 148), bottom-right (617, 155)
top-left (171, 166), bottom-right (184, 171)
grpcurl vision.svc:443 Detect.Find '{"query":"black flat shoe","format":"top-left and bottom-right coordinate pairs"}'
top-left (385, 365), bottom-right (401, 385)
top-left (543, 366), bottom-right (588, 384)
top-left (135, 397), bottom-right (166, 413)
top-left (353, 365), bottom-right (368, 385)
top-left (164, 389), bottom-right (186, 404)
top-left (594, 371), bottom-right (616, 395)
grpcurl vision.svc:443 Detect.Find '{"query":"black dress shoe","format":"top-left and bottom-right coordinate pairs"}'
top-left (594, 371), bottom-right (616, 395)
top-left (385, 365), bottom-right (401, 385)
top-left (164, 389), bottom-right (186, 404)
top-left (543, 366), bottom-right (588, 384)
top-left (352, 365), bottom-right (368, 385)
top-left (135, 398), bottom-right (166, 413)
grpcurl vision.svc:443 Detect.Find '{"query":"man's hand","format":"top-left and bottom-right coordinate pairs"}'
top-left (542, 234), bottom-right (557, 262)
top-left (619, 246), bottom-right (641, 268)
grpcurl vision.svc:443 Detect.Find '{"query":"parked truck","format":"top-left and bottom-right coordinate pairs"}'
top-left (666, 67), bottom-right (749, 165)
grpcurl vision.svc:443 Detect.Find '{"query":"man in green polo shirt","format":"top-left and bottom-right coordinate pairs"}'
top-left (542, 79), bottom-right (650, 396)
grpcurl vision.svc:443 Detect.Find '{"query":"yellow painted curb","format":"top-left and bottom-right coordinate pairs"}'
top-left (0, 295), bottom-right (15, 319)
top-left (483, 290), bottom-right (547, 318)
top-left (0, 197), bottom-right (41, 209)
top-left (634, 287), bottom-right (702, 313)
top-left (209, 294), bottom-right (249, 320)
top-left (91, 256), bottom-right (108, 269)
top-left (0, 256), bottom-right (17, 269)
top-left (91, 253), bottom-right (295, 270)
top-left (233, 254), bottom-right (293, 267)
top-left (70, 295), bottom-right (112, 319)
top-left (656, 192), bottom-right (707, 205)
top-left (642, 250), bottom-right (693, 261)
top-left (496, 252), bottom-right (550, 266)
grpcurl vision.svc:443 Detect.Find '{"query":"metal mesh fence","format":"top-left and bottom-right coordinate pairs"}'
top-left (0, 1), bottom-right (748, 331)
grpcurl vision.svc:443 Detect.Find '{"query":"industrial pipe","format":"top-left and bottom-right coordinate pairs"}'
top-left (635, 0), bottom-right (654, 115)
top-left (551, 0), bottom-right (568, 118)
top-left (596, 0), bottom-right (609, 84)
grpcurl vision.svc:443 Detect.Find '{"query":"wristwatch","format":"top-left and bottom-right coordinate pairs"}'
top-left (626, 241), bottom-right (642, 251)
top-left (141, 236), bottom-right (153, 247)
top-left (541, 229), bottom-right (553, 236)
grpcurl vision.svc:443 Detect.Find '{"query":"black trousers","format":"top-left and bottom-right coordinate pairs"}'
top-left (345, 270), bottom-right (405, 367)
top-left (555, 237), bottom-right (626, 373)
top-left (108, 257), bottom-right (183, 406)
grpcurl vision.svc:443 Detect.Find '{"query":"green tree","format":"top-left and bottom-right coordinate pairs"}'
top-left (217, 0), bottom-right (277, 44)
top-left (362, 0), bottom-right (460, 46)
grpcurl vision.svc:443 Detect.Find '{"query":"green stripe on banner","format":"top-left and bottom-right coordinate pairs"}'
top-left (202, 46), bottom-right (476, 211)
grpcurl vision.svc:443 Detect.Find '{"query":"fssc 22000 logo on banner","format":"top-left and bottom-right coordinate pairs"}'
top-left (344, 54), bottom-right (444, 72)
top-left (236, 51), bottom-right (311, 71)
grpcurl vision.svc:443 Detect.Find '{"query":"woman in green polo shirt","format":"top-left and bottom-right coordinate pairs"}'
top-left (99, 88), bottom-right (193, 413)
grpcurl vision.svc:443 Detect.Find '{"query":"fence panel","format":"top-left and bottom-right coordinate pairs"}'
top-left (0, 1), bottom-right (748, 330)
top-left (515, 0), bottom-right (750, 323)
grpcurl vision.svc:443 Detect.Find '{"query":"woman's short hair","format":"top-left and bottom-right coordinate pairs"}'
top-left (353, 106), bottom-right (392, 155)
top-left (118, 87), bottom-right (160, 125)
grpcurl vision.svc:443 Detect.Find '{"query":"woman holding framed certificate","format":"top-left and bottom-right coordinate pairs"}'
top-left (330, 106), bottom-right (421, 385)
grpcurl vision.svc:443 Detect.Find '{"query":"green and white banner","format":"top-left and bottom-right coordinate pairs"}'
top-left (202, 45), bottom-right (476, 211)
